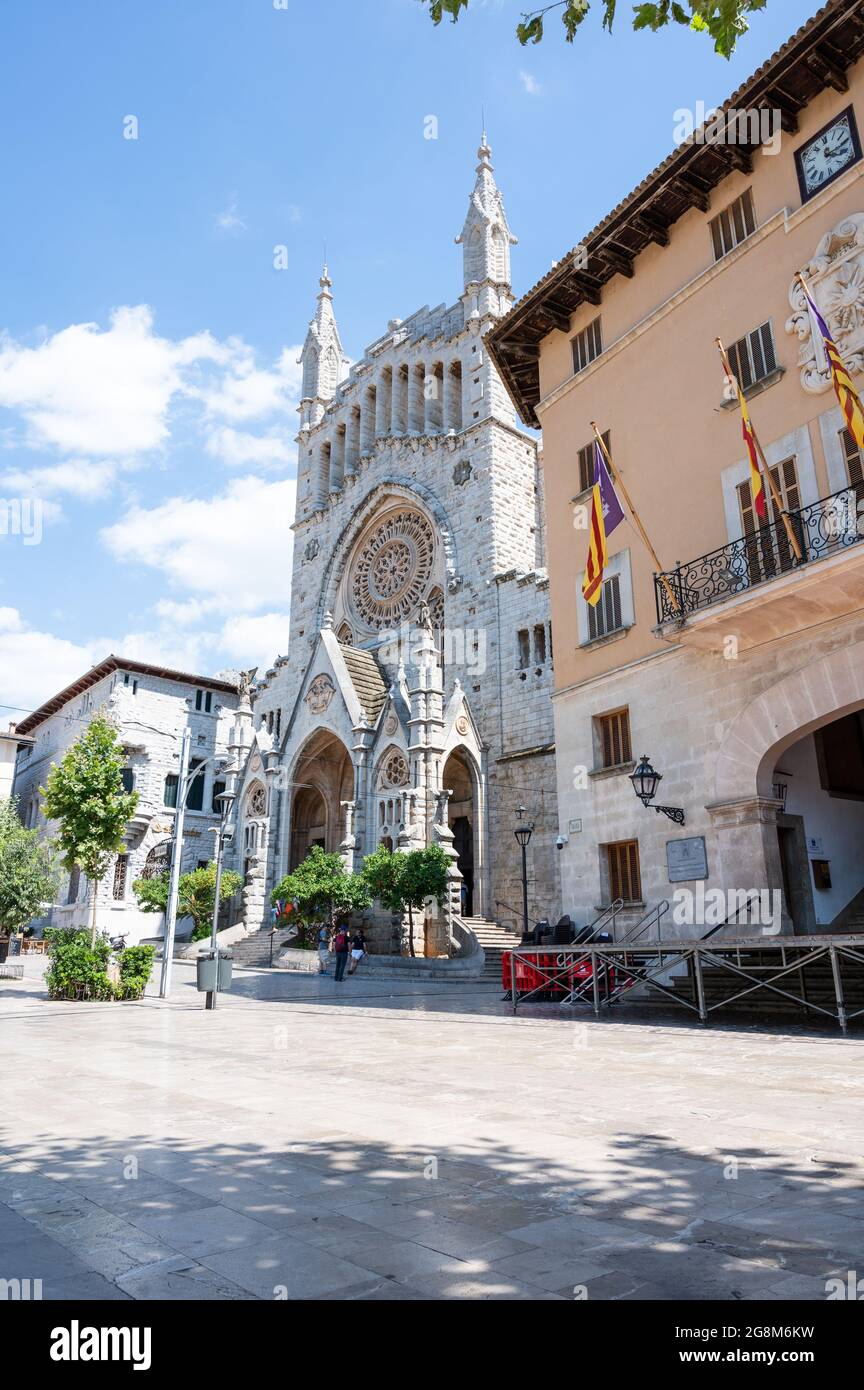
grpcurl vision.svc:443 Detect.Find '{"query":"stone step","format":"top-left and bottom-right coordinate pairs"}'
top-left (231, 926), bottom-right (297, 968)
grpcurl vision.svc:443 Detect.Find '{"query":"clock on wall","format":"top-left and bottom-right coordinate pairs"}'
top-left (795, 107), bottom-right (862, 203)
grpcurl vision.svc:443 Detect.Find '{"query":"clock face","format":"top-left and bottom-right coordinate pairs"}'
top-left (797, 109), bottom-right (861, 200)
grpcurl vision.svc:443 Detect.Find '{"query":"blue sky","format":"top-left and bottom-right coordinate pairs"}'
top-left (0, 0), bottom-right (819, 715)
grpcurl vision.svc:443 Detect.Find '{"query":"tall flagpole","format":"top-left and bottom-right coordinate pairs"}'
top-left (715, 339), bottom-right (803, 563)
top-left (590, 423), bottom-right (682, 616)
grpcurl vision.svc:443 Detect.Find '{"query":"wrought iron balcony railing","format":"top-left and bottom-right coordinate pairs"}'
top-left (654, 485), bottom-right (864, 624)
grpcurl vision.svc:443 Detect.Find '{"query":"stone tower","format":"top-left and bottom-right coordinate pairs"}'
top-left (298, 264), bottom-right (349, 433)
top-left (233, 136), bottom-right (560, 952)
top-left (456, 132), bottom-right (518, 322)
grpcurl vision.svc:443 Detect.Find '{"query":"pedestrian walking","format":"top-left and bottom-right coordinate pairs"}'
top-left (347, 929), bottom-right (367, 975)
top-left (317, 924), bottom-right (331, 975)
top-left (333, 923), bottom-right (350, 982)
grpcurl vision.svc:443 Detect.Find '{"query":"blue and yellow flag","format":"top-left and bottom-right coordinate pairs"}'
top-left (800, 275), bottom-right (864, 450)
top-left (582, 441), bottom-right (624, 607)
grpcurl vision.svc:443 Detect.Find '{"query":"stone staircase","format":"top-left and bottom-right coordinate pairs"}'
top-left (229, 924), bottom-right (298, 969)
top-left (462, 916), bottom-right (522, 981)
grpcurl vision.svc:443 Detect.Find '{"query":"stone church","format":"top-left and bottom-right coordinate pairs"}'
top-left (226, 136), bottom-right (561, 952)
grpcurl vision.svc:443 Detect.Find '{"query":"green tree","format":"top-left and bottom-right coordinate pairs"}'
top-left (0, 798), bottom-right (56, 939)
top-left (362, 844), bottom-right (450, 958)
top-left (41, 715), bottom-right (138, 948)
top-left (132, 863), bottom-right (243, 942)
top-left (271, 845), bottom-right (372, 948)
top-left (424, 1), bottom-right (768, 58)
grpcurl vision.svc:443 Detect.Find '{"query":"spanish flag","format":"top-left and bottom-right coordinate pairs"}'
top-left (582, 441), bottom-right (624, 606)
top-left (799, 275), bottom-right (864, 451)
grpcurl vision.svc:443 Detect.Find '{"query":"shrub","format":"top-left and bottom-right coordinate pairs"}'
top-left (44, 928), bottom-right (155, 1002)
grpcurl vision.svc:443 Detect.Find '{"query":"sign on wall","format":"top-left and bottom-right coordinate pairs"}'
top-left (666, 836), bottom-right (709, 883)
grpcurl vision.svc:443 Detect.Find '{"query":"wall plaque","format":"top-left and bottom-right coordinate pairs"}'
top-left (666, 836), bottom-right (709, 883)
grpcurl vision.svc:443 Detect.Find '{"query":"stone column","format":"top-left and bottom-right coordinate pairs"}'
top-left (360, 387), bottom-right (376, 454)
top-left (408, 363), bottom-right (425, 433)
top-left (376, 370), bottom-right (392, 438)
top-left (330, 427), bottom-right (345, 488)
top-left (707, 796), bottom-right (792, 934)
top-left (444, 360), bottom-right (463, 431)
top-left (432, 788), bottom-right (462, 957)
top-left (345, 408), bottom-right (360, 475)
top-left (391, 366), bottom-right (407, 434)
top-left (339, 800), bottom-right (356, 869)
top-left (425, 363), bottom-right (443, 433)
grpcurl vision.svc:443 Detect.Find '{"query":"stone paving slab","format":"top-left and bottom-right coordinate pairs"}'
top-left (1, 961), bottom-right (863, 1300)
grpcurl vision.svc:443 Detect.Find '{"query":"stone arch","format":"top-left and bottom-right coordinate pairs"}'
top-left (286, 728), bottom-right (355, 870)
top-left (442, 743), bottom-right (485, 919)
top-left (316, 479), bottom-right (459, 631)
top-left (715, 642), bottom-right (864, 803)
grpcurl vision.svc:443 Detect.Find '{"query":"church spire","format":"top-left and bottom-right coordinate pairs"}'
top-left (456, 131), bottom-right (517, 301)
top-left (298, 262), bottom-right (348, 433)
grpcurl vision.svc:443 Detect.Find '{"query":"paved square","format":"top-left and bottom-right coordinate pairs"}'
top-left (1, 960), bottom-right (862, 1301)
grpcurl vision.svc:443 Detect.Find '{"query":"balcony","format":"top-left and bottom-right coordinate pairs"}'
top-left (654, 486), bottom-right (864, 652)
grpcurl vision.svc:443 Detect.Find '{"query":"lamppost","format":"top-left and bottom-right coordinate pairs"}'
top-left (513, 806), bottom-right (535, 942)
top-left (629, 755), bottom-right (686, 826)
top-left (204, 784), bottom-right (237, 1011)
top-left (158, 730), bottom-right (237, 999)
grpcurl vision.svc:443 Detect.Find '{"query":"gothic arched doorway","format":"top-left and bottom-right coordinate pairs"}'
top-left (443, 747), bottom-right (476, 918)
top-left (288, 730), bottom-right (355, 870)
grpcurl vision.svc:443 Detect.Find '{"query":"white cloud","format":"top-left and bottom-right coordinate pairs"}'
top-left (196, 345), bottom-right (303, 423)
top-left (0, 609), bottom-right (98, 713)
top-left (218, 612), bottom-right (289, 668)
top-left (101, 475), bottom-right (297, 612)
top-left (519, 71), bottom-right (541, 95)
top-left (215, 197), bottom-right (247, 234)
top-left (0, 306), bottom-right (230, 458)
top-left (0, 459), bottom-right (121, 499)
top-left (206, 426), bottom-right (295, 469)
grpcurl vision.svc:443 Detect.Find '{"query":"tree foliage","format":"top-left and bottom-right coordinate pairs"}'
top-left (362, 844), bottom-right (451, 957)
top-left (132, 862), bottom-right (243, 942)
top-left (40, 715), bottom-right (139, 946)
top-left (0, 797), bottom-right (56, 937)
top-left (271, 845), bottom-right (372, 942)
top-left (424, 0), bottom-right (768, 58)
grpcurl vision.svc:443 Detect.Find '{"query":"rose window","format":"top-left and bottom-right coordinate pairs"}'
top-left (349, 509), bottom-right (435, 629)
top-left (380, 751), bottom-right (409, 788)
top-left (248, 786), bottom-right (267, 817)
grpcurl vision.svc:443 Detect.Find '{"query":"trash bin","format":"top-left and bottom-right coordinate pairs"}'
top-left (196, 949), bottom-right (233, 993)
top-left (196, 951), bottom-right (218, 993)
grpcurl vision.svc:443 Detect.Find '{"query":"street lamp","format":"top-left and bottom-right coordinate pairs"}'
top-left (203, 784), bottom-right (237, 1011)
top-left (513, 806), bottom-right (535, 942)
top-left (629, 755), bottom-right (685, 826)
top-left (158, 727), bottom-right (238, 999)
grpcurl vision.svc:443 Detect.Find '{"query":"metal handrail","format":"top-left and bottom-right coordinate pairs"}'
top-left (654, 483), bottom-right (864, 624)
top-left (586, 898), bottom-right (624, 940)
top-left (494, 897), bottom-right (549, 932)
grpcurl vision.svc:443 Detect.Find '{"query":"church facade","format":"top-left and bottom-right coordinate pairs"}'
top-left (227, 137), bottom-right (562, 952)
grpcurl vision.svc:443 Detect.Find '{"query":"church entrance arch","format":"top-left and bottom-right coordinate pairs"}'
top-left (287, 730), bottom-right (354, 871)
top-left (443, 747), bottom-right (478, 918)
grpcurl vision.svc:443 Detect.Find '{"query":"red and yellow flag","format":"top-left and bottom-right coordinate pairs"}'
top-left (800, 276), bottom-right (864, 450)
top-left (739, 387), bottom-right (768, 523)
top-left (582, 480), bottom-right (608, 607)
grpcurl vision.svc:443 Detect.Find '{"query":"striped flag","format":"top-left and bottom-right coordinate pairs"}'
top-left (800, 278), bottom-right (864, 450)
top-left (582, 441), bottom-right (624, 607)
top-left (738, 386), bottom-right (768, 523)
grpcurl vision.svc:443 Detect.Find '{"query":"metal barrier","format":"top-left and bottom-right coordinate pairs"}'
top-left (506, 935), bottom-right (864, 1034)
